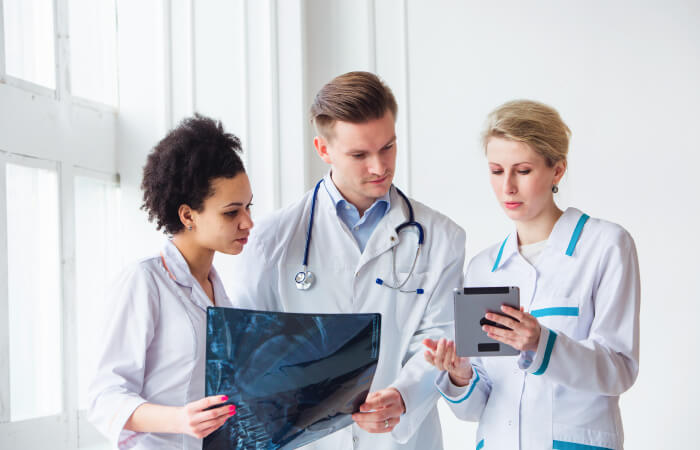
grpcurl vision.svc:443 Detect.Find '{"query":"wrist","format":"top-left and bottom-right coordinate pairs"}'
top-left (448, 367), bottom-right (473, 387)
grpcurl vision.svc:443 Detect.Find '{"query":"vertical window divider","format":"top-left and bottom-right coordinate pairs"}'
top-left (0, 0), bottom-right (7, 82)
top-left (0, 156), bottom-right (10, 424)
top-left (53, 0), bottom-right (71, 101)
top-left (58, 163), bottom-right (78, 447)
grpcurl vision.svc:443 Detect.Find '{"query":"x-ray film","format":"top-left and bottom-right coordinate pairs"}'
top-left (203, 307), bottom-right (381, 450)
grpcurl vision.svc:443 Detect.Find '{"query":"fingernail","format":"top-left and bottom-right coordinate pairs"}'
top-left (229, 410), bottom-right (236, 416)
top-left (229, 405), bottom-right (235, 412)
top-left (482, 325), bottom-right (487, 331)
top-left (221, 395), bottom-right (228, 402)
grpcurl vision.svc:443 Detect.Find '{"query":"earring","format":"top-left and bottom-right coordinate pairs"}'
top-left (552, 185), bottom-right (559, 193)
top-left (187, 225), bottom-right (193, 231)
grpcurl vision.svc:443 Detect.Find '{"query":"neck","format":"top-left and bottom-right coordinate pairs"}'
top-left (515, 204), bottom-right (564, 246)
top-left (171, 235), bottom-right (215, 286)
top-left (329, 174), bottom-right (375, 217)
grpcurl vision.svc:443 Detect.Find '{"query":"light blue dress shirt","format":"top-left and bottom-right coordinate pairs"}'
top-left (322, 173), bottom-right (390, 253)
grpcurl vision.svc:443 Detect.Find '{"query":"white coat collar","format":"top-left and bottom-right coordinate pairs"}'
top-left (491, 207), bottom-right (588, 272)
top-left (160, 239), bottom-right (229, 307)
top-left (315, 182), bottom-right (410, 269)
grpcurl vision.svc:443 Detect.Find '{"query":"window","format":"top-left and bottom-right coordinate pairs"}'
top-left (6, 162), bottom-right (62, 422)
top-left (1, 0), bottom-right (56, 89)
top-left (68, 0), bottom-right (118, 106)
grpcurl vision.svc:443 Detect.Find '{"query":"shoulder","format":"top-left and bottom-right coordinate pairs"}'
top-left (583, 215), bottom-right (634, 246)
top-left (242, 190), bottom-right (314, 263)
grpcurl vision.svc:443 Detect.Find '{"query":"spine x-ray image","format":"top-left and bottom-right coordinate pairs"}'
top-left (204, 307), bottom-right (381, 449)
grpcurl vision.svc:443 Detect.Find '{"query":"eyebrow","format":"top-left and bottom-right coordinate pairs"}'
top-left (222, 195), bottom-right (253, 208)
top-left (348, 135), bottom-right (397, 153)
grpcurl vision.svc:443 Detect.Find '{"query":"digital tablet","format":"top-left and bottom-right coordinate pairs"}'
top-left (454, 287), bottom-right (520, 357)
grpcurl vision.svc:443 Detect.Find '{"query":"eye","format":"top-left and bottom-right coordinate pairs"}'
top-left (246, 203), bottom-right (253, 211)
top-left (351, 153), bottom-right (365, 159)
top-left (517, 169), bottom-right (531, 175)
top-left (381, 143), bottom-right (394, 151)
top-left (224, 210), bottom-right (239, 217)
top-left (490, 169), bottom-right (503, 175)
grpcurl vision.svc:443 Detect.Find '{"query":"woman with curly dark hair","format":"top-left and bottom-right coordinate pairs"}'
top-left (88, 114), bottom-right (253, 449)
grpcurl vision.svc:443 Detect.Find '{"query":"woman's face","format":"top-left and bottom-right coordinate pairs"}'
top-left (192, 172), bottom-right (254, 255)
top-left (486, 137), bottom-right (565, 223)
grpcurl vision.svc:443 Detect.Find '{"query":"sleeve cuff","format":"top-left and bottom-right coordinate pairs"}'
top-left (435, 367), bottom-right (479, 403)
top-left (107, 395), bottom-right (148, 448)
top-left (521, 326), bottom-right (557, 375)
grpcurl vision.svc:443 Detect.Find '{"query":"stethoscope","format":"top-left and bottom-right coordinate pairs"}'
top-left (294, 179), bottom-right (425, 294)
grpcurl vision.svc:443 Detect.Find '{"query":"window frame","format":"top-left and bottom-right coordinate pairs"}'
top-left (0, 0), bottom-right (119, 111)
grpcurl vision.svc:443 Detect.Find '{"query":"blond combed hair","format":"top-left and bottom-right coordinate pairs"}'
top-left (310, 71), bottom-right (397, 139)
top-left (482, 100), bottom-right (571, 166)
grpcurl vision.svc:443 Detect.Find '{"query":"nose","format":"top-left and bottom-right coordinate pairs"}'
top-left (240, 208), bottom-right (254, 230)
top-left (503, 171), bottom-right (517, 195)
top-left (368, 154), bottom-right (386, 176)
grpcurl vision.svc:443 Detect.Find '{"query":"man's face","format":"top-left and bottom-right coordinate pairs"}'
top-left (314, 111), bottom-right (397, 213)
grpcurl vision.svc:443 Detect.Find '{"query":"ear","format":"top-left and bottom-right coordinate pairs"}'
top-left (313, 135), bottom-right (333, 165)
top-left (178, 204), bottom-right (195, 230)
top-left (553, 159), bottom-right (567, 185)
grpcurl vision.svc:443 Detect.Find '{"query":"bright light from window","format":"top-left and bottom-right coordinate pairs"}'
top-left (2, 0), bottom-right (56, 89)
top-left (6, 163), bottom-right (62, 421)
top-left (68, 0), bottom-right (118, 106)
top-left (74, 175), bottom-right (122, 409)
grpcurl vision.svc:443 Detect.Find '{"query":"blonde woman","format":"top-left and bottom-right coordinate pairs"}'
top-left (424, 100), bottom-right (640, 450)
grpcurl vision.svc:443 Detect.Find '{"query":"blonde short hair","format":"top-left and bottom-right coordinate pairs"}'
top-left (482, 100), bottom-right (571, 167)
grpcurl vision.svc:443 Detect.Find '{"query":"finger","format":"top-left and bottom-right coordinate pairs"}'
top-left (423, 338), bottom-right (438, 351)
top-left (198, 414), bottom-right (230, 439)
top-left (501, 305), bottom-right (525, 320)
top-left (487, 332), bottom-right (522, 350)
top-left (435, 338), bottom-right (447, 370)
top-left (442, 341), bottom-right (456, 370)
top-left (360, 389), bottom-right (396, 412)
top-left (192, 404), bottom-right (236, 425)
top-left (189, 395), bottom-right (229, 412)
top-left (485, 312), bottom-right (522, 331)
top-left (352, 403), bottom-right (402, 424)
top-left (424, 349), bottom-right (437, 366)
top-left (483, 324), bottom-right (515, 342)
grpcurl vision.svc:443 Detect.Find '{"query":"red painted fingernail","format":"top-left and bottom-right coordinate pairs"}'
top-left (221, 395), bottom-right (228, 402)
top-left (229, 405), bottom-right (235, 411)
top-left (229, 410), bottom-right (236, 416)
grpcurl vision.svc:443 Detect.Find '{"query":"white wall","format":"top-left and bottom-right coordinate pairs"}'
top-left (113, 1), bottom-right (700, 448)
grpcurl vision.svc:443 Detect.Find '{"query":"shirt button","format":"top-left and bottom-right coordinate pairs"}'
top-left (354, 226), bottom-right (359, 231)
top-left (353, 435), bottom-right (359, 446)
top-left (345, 205), bottom-right (351, 210)
top-left (507, 420), bottom-right (513, 426)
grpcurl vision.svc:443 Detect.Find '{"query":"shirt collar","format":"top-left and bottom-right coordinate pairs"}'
top-left (322, 171), bottom-right (391, 216)
top-left (491, 207), bottom-right (587, 272)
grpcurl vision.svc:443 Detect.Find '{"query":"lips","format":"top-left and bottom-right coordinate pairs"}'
top-left (504, 202), bottom-right (522, 210)
top-left (367, 175), bottom-right (388, 184)
top-left (235, 236), bottom-right (249, 244)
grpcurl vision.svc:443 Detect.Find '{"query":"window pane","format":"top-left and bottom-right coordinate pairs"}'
top-left (68, 0), bottom-right (118, 106)
top-left (74, 176), bottom-right (121, 410)
top-left (2, 0), bottom-right (56, 89)
top-left (6, 163), bottom-right (62, 421)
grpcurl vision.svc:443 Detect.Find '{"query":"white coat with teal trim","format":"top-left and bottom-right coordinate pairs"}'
top-left (229, 184), bottom-right (466, 450)
top-left (436, 207), bottom-right (640, 450)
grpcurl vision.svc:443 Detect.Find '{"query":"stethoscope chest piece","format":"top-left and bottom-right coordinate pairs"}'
top-left (295, 269), bottom-right (315, 290)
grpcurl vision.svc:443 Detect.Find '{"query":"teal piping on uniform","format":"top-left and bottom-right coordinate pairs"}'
top-left (531, 307), bottom-right (579, 318)
top-left (552, 440), bottom-right (613, 450)
top-left (491, 236), bottom-right (509, 272)
top-left (566, 214), bottom-right (590, 256)
top-left (439, 369), bottom-right (480, 404)
top-left (532, 329), bottom-right (557, 375)
top-left (476, 439), bottom-right (485, 450)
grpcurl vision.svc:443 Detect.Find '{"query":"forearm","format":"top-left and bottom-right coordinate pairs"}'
top-left (124, 403), bottom-right (183, 434)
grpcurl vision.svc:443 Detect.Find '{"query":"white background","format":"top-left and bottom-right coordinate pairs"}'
top-left (1, 0), bottom-right (698, 448)
top-left (116, 1), bottom-right (700, 449)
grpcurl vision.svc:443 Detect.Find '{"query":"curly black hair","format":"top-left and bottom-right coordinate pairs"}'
top-left (141, 114), bottom-right (245, 235)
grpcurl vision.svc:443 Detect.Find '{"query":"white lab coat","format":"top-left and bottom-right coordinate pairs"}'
top-left (436, 207), bottom-right (640, 450)
top-left (230, 184), bottom-right (466, 450)
top-left (88, 239), bottom-right (232, 449)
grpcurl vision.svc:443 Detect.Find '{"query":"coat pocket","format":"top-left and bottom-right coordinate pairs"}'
top-left (530, 294), bottom-right (582, 337)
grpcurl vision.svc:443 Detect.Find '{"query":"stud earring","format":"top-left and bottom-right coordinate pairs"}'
top-left (188, 225), bottom-right (193, 231)
top-left (552, 185), bottom-right (559, 193)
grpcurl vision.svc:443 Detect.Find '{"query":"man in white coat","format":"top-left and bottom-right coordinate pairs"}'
top-left (229, 71), bottom-right (465, 450)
